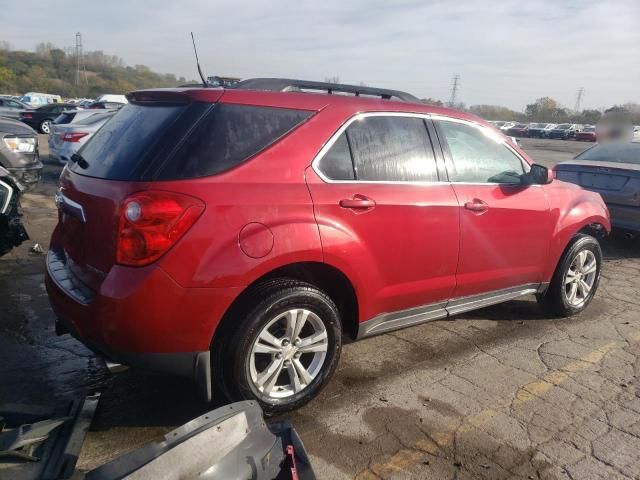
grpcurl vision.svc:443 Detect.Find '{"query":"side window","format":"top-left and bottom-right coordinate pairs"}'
top-left (317, 133), bottom-right (355, 180)
top-left (438, 120), bottom-right (525, 184)
top-left (346, 116), bottom-right (438, 182)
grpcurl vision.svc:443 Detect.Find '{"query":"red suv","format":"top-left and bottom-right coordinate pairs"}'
top-left (46, 79), bottom-right (610, 413)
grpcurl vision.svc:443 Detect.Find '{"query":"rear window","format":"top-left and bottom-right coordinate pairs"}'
top-left (576, 142), bottom-right (640, 164)
top-left (70, 102), bottom-right (312, 180)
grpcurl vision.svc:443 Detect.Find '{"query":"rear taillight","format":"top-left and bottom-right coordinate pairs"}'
top-left (21, 113), bottom-right (33, 119)
top-left (62, 132), bottom-right (89, 142)
top-left (116, 191), bottom-right (205, 266)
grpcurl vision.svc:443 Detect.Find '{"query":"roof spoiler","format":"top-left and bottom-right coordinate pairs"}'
top-left (232, 77), bottom-right (419, 102)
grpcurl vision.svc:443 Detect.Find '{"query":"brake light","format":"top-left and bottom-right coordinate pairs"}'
top-left (62, 132), bottom-right (89, 142)
top-left (22, 113), bottom-right (33, 119)
top-left (116, 191), bottom-right (205, 266)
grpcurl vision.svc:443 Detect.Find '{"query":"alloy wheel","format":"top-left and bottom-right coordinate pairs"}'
top-left (248, 308), bottom-right (328, 400)
top-left (563, 249), bottom-right (597, 307)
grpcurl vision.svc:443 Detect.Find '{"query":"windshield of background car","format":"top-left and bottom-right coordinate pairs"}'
top-left (575, 143), bottom-right (640, 164)
top-left (557, 124), bottom-right (570, 129)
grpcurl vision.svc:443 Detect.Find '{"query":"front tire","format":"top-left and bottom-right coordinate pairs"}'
top-left (537, 234), bottom-right (602, 317)
top-left (219, 279), bottom-right (342, 414)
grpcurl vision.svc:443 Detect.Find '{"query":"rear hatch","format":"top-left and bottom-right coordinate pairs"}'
top-left (555, 160), bottom-right (640, 207)
top-left (55, 89), bottom-right (314, 292)
top-left (56, 92), bottom-right (216, 291)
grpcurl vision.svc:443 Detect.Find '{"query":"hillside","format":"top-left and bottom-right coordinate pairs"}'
top-left (0, 42), bottom-right (193, 98)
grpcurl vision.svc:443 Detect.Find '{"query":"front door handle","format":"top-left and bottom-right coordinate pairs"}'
top-left (464, 199), bottom-right (489, 213)
top-left (340, 195), bottom-right (376, 210)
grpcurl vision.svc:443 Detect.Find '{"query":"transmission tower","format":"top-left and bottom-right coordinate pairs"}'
top-left (448, 75), bottom-right (460, 107)
top-left (75, 32), bottom-right (87, 91)
top-left (574, 87), bottom-right (584, 112)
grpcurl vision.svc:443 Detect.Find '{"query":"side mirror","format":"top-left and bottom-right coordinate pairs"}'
top-left (522, 164), bottom-right (552, 185)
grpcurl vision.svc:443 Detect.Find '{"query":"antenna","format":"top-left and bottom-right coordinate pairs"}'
top-left (190, 32), bottom-right (208, 87)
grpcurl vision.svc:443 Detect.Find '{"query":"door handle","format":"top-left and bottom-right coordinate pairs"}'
top-left (464, 199), bottom-right (489, 213)
top-left (340, 195), bottom-right (376, 210)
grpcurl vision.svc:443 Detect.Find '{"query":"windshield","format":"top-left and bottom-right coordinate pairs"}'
top-left (576, 142), bottom-right (640, 164)
top-left (583, 126), bottom-right (596, 132)
top-left (556, 124), bottom-right (570, 130)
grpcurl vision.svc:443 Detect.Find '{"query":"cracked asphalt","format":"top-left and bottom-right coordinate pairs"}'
top-left (1, 137), bottom-right (639, 479)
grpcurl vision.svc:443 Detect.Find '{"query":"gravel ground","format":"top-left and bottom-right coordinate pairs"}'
top-left (1, 136), bottom-right (639, 479)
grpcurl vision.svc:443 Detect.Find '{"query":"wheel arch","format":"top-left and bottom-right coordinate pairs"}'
top-left (210, 261), bottom-right (360, 354)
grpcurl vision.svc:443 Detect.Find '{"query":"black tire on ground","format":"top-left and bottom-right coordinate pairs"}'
top-left (39, 119), bottom-right (51, 134)
top-left (537, 233), bottom-right (602, 317)
top-left (216, 278), bottom-right (342, 414)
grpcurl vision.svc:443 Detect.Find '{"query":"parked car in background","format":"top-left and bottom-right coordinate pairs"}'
top-left (543, 123), bottom-right (557, 137)
top-left (0, 117), bottom-right (42, 189)
top-left (0, 97), bottom-right (32, 120)
top-left (555, 140), bottom-right (640, 234)
top-left (86, 101), bottom-right (127, 110)
top-left (547, 124), bottom-right (579, 140)
top-left (505, 123), bottom-right (528, 137)
top-left (53, 108), bottom-right (110, 126)
top-left (46, 79), bottom-right (610, 413)
top-left (0, 165), bottom-right (29, 256)
top-left (96, 94), bottom-right (128, 104)
top-left (527, 123), bottom-right (551, 138)
top-left (49, 111), bottom-right (116, 165)
top-left (575, 126), bottom-right (597, 142)
top-left (20, 92), bottom-right (63, 107)
top-left (491, 121), bottom-right (507, 129)
top-left (19, 103), bottom-right (76, 134)
top-left (499, 121), bottom-right (516, 131)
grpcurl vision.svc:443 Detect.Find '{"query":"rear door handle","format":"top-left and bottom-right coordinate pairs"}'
top-left (340, 195), bottom-right (376, 210)
top-left (464, 199), bottom-right (489, 213)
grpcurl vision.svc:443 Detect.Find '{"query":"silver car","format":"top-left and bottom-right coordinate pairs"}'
top-left (49, 111), bottom-right (115, 165)
top-left (554, 140), bottom-right (640, 233)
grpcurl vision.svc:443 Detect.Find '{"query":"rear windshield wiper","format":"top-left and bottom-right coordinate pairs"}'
top-left (70, 153), bottom-right (89, 169)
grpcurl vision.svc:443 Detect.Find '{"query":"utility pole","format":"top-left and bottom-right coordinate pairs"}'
top-left (574, 87), bottom-right (584, 112)
top-left (448, 74), bottom-right (460, 107)
top-left (75, 32), bottom-right (87, 93)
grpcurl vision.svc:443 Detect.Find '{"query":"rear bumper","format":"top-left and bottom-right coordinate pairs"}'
top-left (45, 247), bottom-right (241, 401)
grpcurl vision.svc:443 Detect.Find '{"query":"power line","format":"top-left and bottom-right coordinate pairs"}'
top-left (574, 87), bottom-right (584, 112)
top-left (448, 74), bottom-right (460, 107)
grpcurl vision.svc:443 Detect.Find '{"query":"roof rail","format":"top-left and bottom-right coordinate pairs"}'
top-left (232, 78), bottom-right (419, 102)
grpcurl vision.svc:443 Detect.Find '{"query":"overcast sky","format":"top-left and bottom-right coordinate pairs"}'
top-left (2, 0), bottom-right (639, 110)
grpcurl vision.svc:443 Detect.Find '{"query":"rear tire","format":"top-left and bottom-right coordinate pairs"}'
top-left (216, 279), bottom-right (342, 414)
top-left (39, 119), bottom-right (51, 134)
top-left (537, 234), bottom-right (602, 317)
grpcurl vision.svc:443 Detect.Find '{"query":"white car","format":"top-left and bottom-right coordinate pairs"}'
top-left (20, 92), bottom-right (63, 107)
top-left (96, 94), bottom-right (128, 104)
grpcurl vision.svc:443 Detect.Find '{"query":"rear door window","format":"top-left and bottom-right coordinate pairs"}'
top-left (346, 116), bottom-right (438, 182)
top-left (316, 133), bottom-right (355, 180)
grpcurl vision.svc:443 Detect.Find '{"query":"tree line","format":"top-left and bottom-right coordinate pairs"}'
top-left (0, 42), bottom-right (193, 98)
top-left (423, 96), bottom-right (640, 125)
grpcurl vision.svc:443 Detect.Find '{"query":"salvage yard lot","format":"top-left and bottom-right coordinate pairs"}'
top-left (1, 137), bottom-right (639, 479)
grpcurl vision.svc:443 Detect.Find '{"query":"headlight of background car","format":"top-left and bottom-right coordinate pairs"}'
top-left (3, 136), bottom-right (37, 153)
